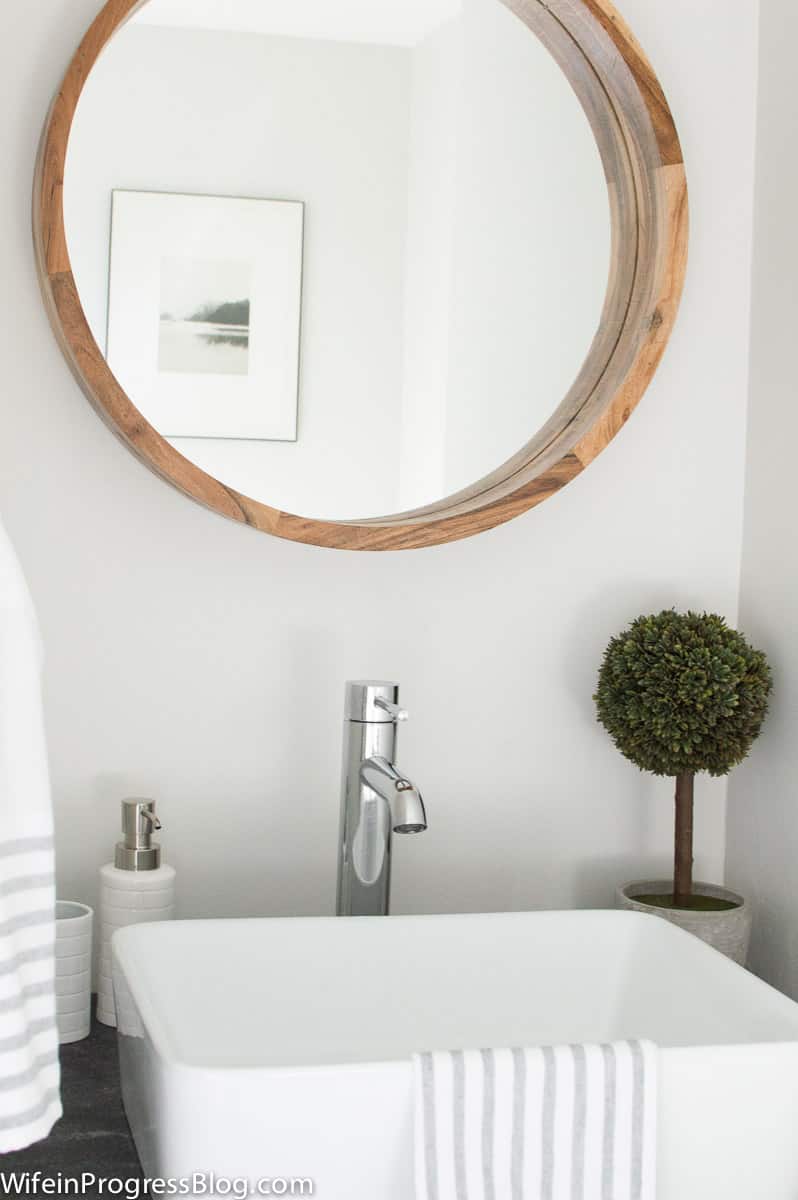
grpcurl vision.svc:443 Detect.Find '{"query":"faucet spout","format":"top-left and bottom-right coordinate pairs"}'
top-left (360, 756), bottom-right (428, 834)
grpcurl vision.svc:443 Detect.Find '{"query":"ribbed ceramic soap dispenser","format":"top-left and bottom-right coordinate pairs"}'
top-left (97, 799), bottom-right (176, 1027)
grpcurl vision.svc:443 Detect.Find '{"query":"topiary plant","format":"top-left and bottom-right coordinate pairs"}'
top-left (594, 610), bottom-right (772, 907)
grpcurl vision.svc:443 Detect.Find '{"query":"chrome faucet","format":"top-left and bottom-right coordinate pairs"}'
top-left (336, 681), bottom-right (427, 916)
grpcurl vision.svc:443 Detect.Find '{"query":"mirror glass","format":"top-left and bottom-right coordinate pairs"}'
top-left (64, 0), bottom-right (610, 521)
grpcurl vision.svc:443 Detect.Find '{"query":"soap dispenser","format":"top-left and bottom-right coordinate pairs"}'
top-left (97, 799), bottom-right (176, 1027)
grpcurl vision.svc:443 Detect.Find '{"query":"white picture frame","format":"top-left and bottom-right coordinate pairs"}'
top-left (106, 190), bottom-right (304, 442)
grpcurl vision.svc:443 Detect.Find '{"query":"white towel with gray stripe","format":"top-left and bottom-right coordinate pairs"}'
top-left (414, 1041), bottom-right (656, 1200)
top-left (0, 520), bottom-right (61, 1150)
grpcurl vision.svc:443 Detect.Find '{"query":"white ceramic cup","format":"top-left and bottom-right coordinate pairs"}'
top-left (55, 901), bottom-right (93, 1044)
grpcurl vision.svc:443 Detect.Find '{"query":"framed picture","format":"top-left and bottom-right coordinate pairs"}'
top-left (106, 190), bottom-right (304, 442)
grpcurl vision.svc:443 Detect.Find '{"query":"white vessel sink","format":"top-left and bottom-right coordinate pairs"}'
top-left (113, 910), bottom-right (798, 1199)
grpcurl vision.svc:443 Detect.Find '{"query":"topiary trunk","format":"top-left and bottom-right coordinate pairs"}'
top-left (674, 771), bottom-right (694, 905)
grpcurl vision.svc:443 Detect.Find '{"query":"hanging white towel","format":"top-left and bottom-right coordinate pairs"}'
top-left (414, 1040), bottom-right (656, 1200)
top-left (0, 521), bottom-right (61, 1151)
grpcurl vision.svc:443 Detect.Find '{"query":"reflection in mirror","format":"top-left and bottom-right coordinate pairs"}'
top-left (64, 0), bottom-right (610, 521)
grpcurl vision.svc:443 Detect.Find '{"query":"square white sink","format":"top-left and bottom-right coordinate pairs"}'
top-left (113, 910), bottom-right (798, 1199)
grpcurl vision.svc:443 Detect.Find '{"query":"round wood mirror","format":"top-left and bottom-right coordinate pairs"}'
top-left (34, 0), bottom-right (687, 550)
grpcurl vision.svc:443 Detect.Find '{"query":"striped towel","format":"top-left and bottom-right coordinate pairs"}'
top-left (414, 1041), bottom-right (657, 1200)
top-left (0, 521), bottom-right (61, 1150)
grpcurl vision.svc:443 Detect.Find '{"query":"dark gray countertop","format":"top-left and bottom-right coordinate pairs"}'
top-left (0, 1010), bottom-right (143, 1191)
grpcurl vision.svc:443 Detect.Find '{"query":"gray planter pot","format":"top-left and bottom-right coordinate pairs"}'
top-left (617, 880), bottom-right (751, 966)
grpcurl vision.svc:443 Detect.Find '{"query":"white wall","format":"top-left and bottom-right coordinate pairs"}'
top-left (66, 24), bottom-right (411, 520)
top-left (398, 0), bottom-right (609, 508)
top-left (398, 19), bottom-right (461, 510)
top-left (444, 0), bottom-right (609, 493)
top-left (1, 0), bottom-right (758, 926)
top-left (725, 0), bottom-right (798, 997)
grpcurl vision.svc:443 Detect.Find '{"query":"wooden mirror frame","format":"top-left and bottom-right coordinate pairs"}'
top-left (34, 0), bottom-right (687, 551)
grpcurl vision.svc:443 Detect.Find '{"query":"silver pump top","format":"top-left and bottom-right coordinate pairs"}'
top-left (115, 798), bottom-right (162, 871)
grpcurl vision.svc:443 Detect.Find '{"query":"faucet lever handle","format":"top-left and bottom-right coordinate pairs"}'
top-left (374, 697), bottom-right (408, 722)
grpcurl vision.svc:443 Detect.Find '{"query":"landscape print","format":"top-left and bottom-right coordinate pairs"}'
top-left (158, 257), bottom-right (252, 376)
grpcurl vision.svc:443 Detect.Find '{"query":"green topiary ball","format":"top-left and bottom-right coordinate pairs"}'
top-left (594, 610), bottom-right (772, 777)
